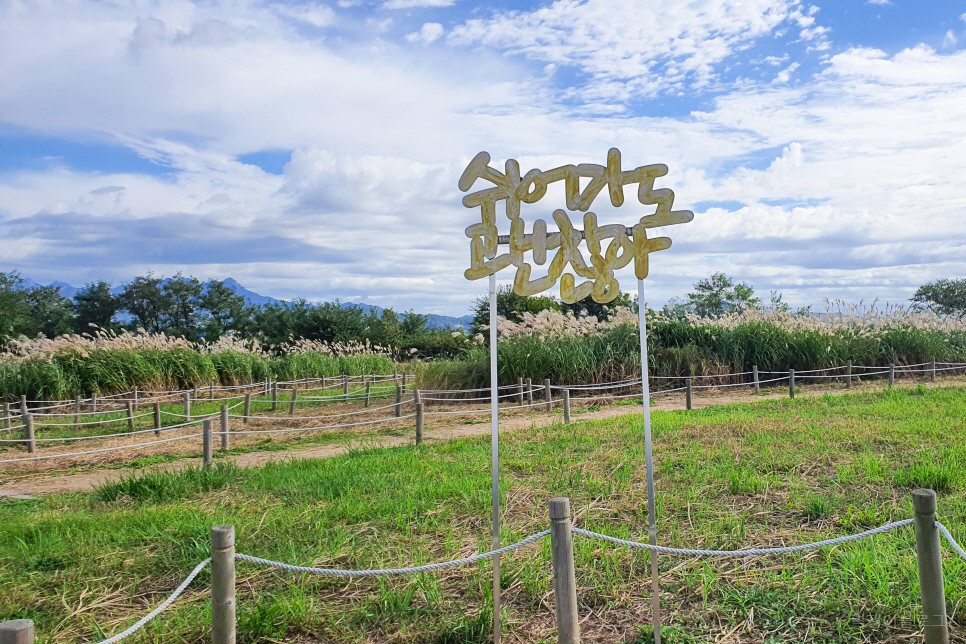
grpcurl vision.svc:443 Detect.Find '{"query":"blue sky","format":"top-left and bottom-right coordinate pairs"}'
top-left (0, 0), bottom-right (964, 315)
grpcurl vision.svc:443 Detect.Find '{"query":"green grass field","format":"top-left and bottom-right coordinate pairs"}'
top-left (1, 386), bottom-right (964, 643)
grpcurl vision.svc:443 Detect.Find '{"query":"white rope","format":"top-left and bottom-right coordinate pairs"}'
top-left (34, 412), bottom-right (154, 427)
top-left (236, 530), bottom-right (549, 577)
top-left (937, 522), bottom-right (966, 562)
top-left (572, 519), bottom-right (913, 557)
top-left (0, 433), bottom-right (203, 463)
top-left (231, 399), bottom-right (412, 421)
top-left (93, 558), bottom-right (211, 644)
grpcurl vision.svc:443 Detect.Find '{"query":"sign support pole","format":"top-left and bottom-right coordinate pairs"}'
top-left (489, 273), bottom-right (501, 644)
top-left (637, 278), bottom-right (661, 644)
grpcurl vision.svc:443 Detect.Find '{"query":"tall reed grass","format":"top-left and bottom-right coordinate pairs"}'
top-left (0, 330), bottom-right (394, 401)
top-left (414, 303), bottom-right (966, 390)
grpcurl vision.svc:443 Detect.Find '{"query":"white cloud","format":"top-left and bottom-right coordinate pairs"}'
top-left (272, 3), bottom-right (336, 28)
top-left (405, 22), bottom-right (444, 44)
top-left (384, 0), bottom-right (455, 9)
top-left (943, 30), bottom-right (958, 49)
top-left (773, 61), bottom-right (800, 83)
top-left (448, 0), bottom-right (821, 100)
top-left (866, 0), bottom-right (890, 5)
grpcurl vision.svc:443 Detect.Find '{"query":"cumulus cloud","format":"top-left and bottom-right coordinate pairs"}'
top-left (405, 22), bottom-right (444, 44)
top-left (385, 0), bottom-right (455, 8)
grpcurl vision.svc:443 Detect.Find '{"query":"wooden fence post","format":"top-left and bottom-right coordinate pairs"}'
top-left (545, 379), bottom-right (552, 412)
top-left (526, 378), bottom-right (533, 406)
top-left (73, 396), bottom-right (81, 431)
top-left (415, 402), bottom-right (424, 445)
top-left (2, 402), bottom-right (9, 429)
top-left (414, 388), bottom-right (421, 406)
top-left (271, 382), bottom-right (278, 411)
top-left (343, 375), bottom-right (349, 398)
top-left (365, 379), bottom-right (371, 408)
top-left (402, 372), bottom-right (407, 393)
top-left (889, 363), bottom-right (895, 388)
top-left (153, 402), bottom-right (161, 437)
top-left (912, 489), bottom-right (949, 644)
top-left (220, 404), bottom-right (229, 450)
top-left (209, 383), bottom-right (214, 400)
top-left (203, 420), bottom-right (212, 467)
top-left (183, 392), bottom-right (191, 422)
top-left (563, 390), bottom-right (571, 424)
top-left (133, 386), bottom-right (139, 410)
top-left (548, 498), bottom-right (580, 644)
top-left (0, 619), bottom-right (34, 644)
top-left (19, 396), bottom-right (27, 421)
top-left (686, 378), bottom-right (692, 411)
top-left (289, 388), bottom-right (297, 416)
top-left (395, 385), bottom-right (402, 418)
top-left (193, 385), bottom-right (199, 401)
top-left (517, 377), bottom-right (524, 404)
top-left (789, 369), bottom-right (795, 399)
top-left (211, 525), bottom-right (236, 644)
top-left (752, 365), bottom-right (760, 394)
top-left (846, 360), bottom-right (852, 389)
top-left (24, 414), bottom-right (35, 454)
top-left (243, 394), bottom-right (251, 424)
top-left (931, 359), bottom-right (936, 382)
top-left (125, 401), bottom-right (135, 432)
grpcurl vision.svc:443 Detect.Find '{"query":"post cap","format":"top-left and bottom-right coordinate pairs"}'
top-left (0, 619), bottom-right (34, 641)
top-left (912, 488), bottom-right (937, 514)
top-left (548, 497), bottom-right (571, 520)
top-left (211, 525), bottom-right (235, 548)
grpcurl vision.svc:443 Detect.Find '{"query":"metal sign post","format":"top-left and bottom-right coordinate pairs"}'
top-left (459, 148), bottom-right (691, 643)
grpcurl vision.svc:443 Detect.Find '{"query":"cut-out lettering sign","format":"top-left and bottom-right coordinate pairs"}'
top-left (459, 148), bottom-right (693, 303)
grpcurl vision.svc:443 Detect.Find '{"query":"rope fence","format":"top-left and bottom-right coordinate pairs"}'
top-left (2, 490), bottom-right (961, 644)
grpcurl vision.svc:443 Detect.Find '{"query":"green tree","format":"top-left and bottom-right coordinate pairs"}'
top-left (687, 272), bottom-right (760, 317)
top-left (120, 274), bottom-right (171, 333)
top-left (469, 285), bottom-right (560, 335)
top-left (161, 273), bottom-right (203, 338)
top-left (560, 291), bottom-right (633, 320)
top-left (24, 286), bottom-right (75, 338)
top-left (0, 271), bottom-right (34, 343)
top-left (200, 279), bottom-right (247, 339)
top-left (73, 281), bottom-right (119, 333)
top-left (911, 278), bottom-right (966, 318)
top-left (400, 310), bottom-right (429, 337)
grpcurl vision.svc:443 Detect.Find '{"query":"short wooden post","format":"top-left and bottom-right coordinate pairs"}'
top-left (209, 383), bottom-right (214, 400)
top-left (211, 525), bottom-right (236, 644)
top-left (220, 404), bottom-right (229, 450)
top-left (789, 369), bottom-right (795, 399)
top-left (889, 363), bottom-right (895, 388)
top-left (415, 402), bottom-right (424, 445)
top-left (183, 392), bottom-right (191, 422)
top-left (2, 402), bottom-right (9, 429)
top-left (289, 388), bottom-right (297, 416)
top-left (271, 382), bottom-right (278, 411)
top-left (414, 388), bottom-right (421, 406)
top-left (91, 395), bottom-right (98, 412)
top-left (686, 378), bottom-right (692, 410)
top-left (343, 375), bottom-right (349, 398)
top-left (0, 619), bottom-right (34, 644)
top-left (24, 414), bottom-right (35, 454)
top-left (133, 386), bottom-right (139, 409)
top-left (19, 396), bottom-right (27, 421)
top-left (846, 360), bottom-right (852, 389)
top-left (548, 498), bottom-right (580, 644)
top-left (931, 359), bottom-right (936, 382)
top-left (402, 372), bottom-right (407, 393)
top-left (243, 394), bottom-right (251, 424)
top-left (517, 377), bottom-right (524, 404)
top-left (125, 401), bottom-right (135, 432)
top-left (526, 378), bottom-right (533, 406)
top-left (73, 396), bottom-right (81, 431)
top-left (203, 420), bottom-right (212, 467)
top-left (364, 379), bottom-right (371, 408)
top-left (545, 379), bottom-right (552, 412)
top-left (563, 389), bottom-right (571, 424)
top-left (752, 365), bottom-right (760, 394)
top-left (153, 402), bottom-right (161, 437)
top-left (395, 384), bottom-right (402, 418)
top-left (912, 490), bottom-right (949, 644)
top-left (193, 385), bottom-right (199, 401)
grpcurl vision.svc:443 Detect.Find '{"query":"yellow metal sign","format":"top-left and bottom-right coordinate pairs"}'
top-left (460, 148), bottom-right (693, 303)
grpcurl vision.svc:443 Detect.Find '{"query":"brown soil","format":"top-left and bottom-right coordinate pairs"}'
top-left (0, 376), bottom-right (959, 498)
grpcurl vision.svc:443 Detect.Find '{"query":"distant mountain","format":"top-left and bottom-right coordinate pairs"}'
top-left (23, 276), bottom-right (472, 330)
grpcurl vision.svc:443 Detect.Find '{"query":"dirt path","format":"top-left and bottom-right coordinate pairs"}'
top-left (1, 378), bottom-right (959, 498)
